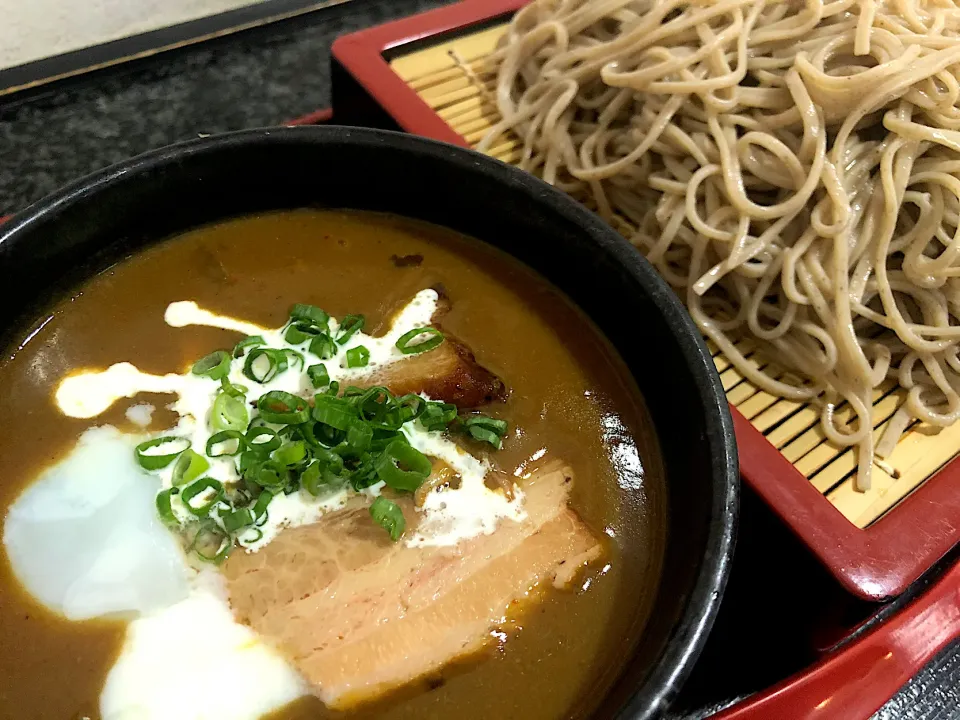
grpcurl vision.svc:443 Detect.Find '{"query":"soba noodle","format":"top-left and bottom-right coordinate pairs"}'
top-left (480, 0), bottom-right (960, 491)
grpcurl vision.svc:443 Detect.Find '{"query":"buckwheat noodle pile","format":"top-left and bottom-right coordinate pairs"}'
top-left (479, 0), bottom-right (960, 491)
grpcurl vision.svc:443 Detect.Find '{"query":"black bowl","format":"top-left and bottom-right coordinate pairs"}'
top-left (0, 126), bottom-right (738, 719)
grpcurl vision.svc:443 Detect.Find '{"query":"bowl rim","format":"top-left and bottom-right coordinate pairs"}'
top-left (0, 124), bottom-right (739, 719)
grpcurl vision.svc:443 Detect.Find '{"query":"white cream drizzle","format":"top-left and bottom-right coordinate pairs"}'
top-left (52, 290), bottom-right (524, 550)
top-left (165, 301), bottom-right (266, 336)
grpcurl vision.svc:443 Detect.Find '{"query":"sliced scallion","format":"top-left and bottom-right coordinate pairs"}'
top-left (172, 449), bottom-right (210, 487)
top-left (135, 436), bottom-right (190, 470)
top-left (205, 430), bottom-right (245, 457)
top-left (345, 345), bottom-right (370, 368)
top-left (462, 415), bottom-right (509, 449)
top-left (222, 507), bottom-right (255, 533)
top-left (313, 394), bottom-right (357, 431)
top-left (307, 363), bottom-right (330, 388)
top-left (211, 391), bottom-right (248, 432)
top-left (308, 333), bottom-right (336, 360)
top-left (191, 350), bottom-right (232, 380)
top-left (243, 348), bottom-right (288, 383)
top-left (283, 349), bottom-right (305, 370)
top-left (374, 439), bottom-right (432, 491)
top-left (346, 420), bottom-right (373, 454)
top-left (284, 322), bottom-right (322, 345)
top-left (290, 304), bottom-right (330, 328)
top-left (155, 487), bottom-right (179, 525)
top-left (336, 314), bottom-right (365, 345)
top-left (273, 440), bottom-right (307, 467)
top-left (233, 335), bottom-right (265, 359)
top-left (257, 391), bottom-right (311, 424)
top-left (252, 490), bottom-right (273, 524)
top-left (397, 394), bottom-right (426, 423)
top-left (190, 520), bottom-right (232, 564)
top-left (245, 426), bottom-right (281, 454)
top-left (395, 327), bottom-right (444, 355)
top-left (241, 527), bottom-right (264, 544)
top-left (219, 377), bottom-right (248, 398)
top-left (419, 401), bottom-right (458, 432)
top-left (180, 477), bottom-right (225, 517)
top-left (255, 460), bottom-right (289, 489)
top-left (370, 497), bottom-right (405, 541)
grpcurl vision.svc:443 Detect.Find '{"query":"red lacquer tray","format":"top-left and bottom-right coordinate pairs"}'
top-left (2, 112), bottom-right (957, 720)
top-left (328, 0), bottom-right (960, 604)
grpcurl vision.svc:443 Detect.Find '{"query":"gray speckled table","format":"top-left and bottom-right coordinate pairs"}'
top-left (0, 1), bottom-right (957, 717)
top-left (0, 0), bottom-right (453, 212)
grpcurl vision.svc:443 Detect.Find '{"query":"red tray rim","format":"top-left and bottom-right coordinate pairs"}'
top-left (330, 0), bottom-right (960, 602)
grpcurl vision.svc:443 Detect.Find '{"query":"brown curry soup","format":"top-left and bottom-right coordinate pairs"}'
top-left (0, 209), bottom-right (665, 720)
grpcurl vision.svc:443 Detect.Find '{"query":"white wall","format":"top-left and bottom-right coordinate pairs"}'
top-left (0, 0), bottom-right (266, 71)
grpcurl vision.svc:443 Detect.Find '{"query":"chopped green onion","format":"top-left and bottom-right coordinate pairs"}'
top-left (301, 461), bottom-right (323, 496)
top-left (337, 314), bottom-right (365, 344)
top-left (351, 456), bottom-right (381, 490)
top-left (191, 350), bottom-right (232, 380)
top-left (370, 428), bottom-right (404, 453)
top-left (245, 427), bottom-right (281, 454)
top-left (341, 385), bottom-right (365, 400)
top-left (309, 449), bottom-right (347, 494)
top-left (257, 391), bottom-right (311, 424)
top-left (238, 452), bottom-right (263, 483)
top-left (180, 478), bottom-right (225, 517)
top-left (370, 497), bottom-right (405, 541)
top-left (135, 436), bottom-right (190, 470)
top-left (172, 449), bottom-right (210, 486)
top-left (313, 394), bottom-right (358, 431)
top-left (283, 349), bottom-right (305, 370)
top-left (395, 327), bottom-right (444, 355)
top-left (301, 457), bottom-right (345, 496)
top-left (307, 363), bottom-right (330, 388)
top-left (284, 322), bottom-right (323, 345)
top-left (234, 335), bottom-right (265, 358)
top-left (397, 394), bottom-right (426, 423)
top-left (353, 386), bottom-right (404, 431)
top-left (190, 520), bottom-right (232, 564)
top-left (222, 507), bottom-right (255, 533)
top-left (345, 345), bottom-right (370, 368)
top-left (346, 421), bottom-right (373, 454)
top-left (205, 430), bottom-right (245, 457)
top-left (273, 440), bottom-right (307, 467)
top-left (419, 401), bottom-right (458, 432)
top-left (255, 460), bottom-right (289, 489)
top-left (241, 527), bottom-right (264, 544)
top-left (243, 348), bottom-right (289, 383)
top-left (308, 333), bottom-right (337, 360)
top-left (211, 391), bottom-right (249, 432)
top-left (220, 377), bottom-right (248, 398)
top-left (462, 415), bottom-right (509, 449)
top-left (375, 439), bottom-right (432, 491)
top-left (252, 490), bottom-right (273, 523)
top-left (155, 488), bottom-right (179, 525)
top-left (290, 304), bottom-right (330, 328)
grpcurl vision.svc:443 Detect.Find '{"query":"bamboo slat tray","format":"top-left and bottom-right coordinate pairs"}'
top-left (331, 0), bottom-right (960, 600)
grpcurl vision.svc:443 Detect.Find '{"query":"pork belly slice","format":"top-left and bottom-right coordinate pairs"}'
top-left (358, 333), bottom-right (507, 408)
top-left (222, 463), bottom-right (601, 708)
top-left (357, 286), bottom-right (507, 408)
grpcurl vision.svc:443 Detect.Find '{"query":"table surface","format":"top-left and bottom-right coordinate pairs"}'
top-left (0, 1), bottom-right (958, 717)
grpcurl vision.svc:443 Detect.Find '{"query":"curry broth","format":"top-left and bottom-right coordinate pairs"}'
top-left (0, 210), bottom-right (665, 720)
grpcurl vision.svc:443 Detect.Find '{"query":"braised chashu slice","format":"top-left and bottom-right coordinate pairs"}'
top-left (358, 334), bottom-right (507, 408)
top-left (356, 287), bottom-right (508, 408)
top-left (222, 462), bottom-right (601, 708)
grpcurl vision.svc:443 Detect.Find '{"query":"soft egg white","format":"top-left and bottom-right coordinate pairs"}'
top-left (3, 426), bottom-right (308, 718)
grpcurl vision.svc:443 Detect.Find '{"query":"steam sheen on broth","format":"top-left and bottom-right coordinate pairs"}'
top-left (0, 210), bottom-right (665, 720)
